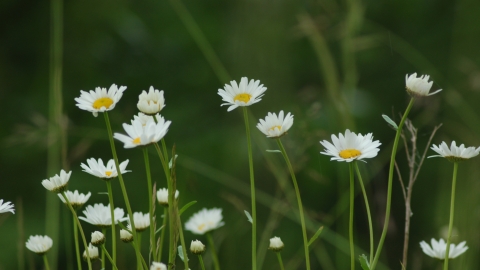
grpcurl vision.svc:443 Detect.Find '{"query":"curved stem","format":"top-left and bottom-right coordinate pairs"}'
top-left (276, 139), bottom-right (310, 270)
top-left (354, 162), bottom-right (374, 264)
top-left (143, 148), bottom-right (157, 262)
top-left (106, 181), bottom-right (117, 265)
top-left (43, 254), bottom-right (51, 270)
top-left (198, 255), bottom-right (206, 270)
top-left (443, 162), bottom-right (458, 270)
top-left (73, 214), bottom-right (82, 270)
top-left (275, 252), bottom-right (285, 270)
top-left (101, 245), bottom-right (119, 270)
top-left (348, 162), bottom-right (355, 270)
top-left (371, 98), bottom-right (415, 270)
top-left (207, 233), bottom-right (221, 270)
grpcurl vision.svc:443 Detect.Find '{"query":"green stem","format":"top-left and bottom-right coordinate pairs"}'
top-left (242, 107), bottom-right (257, 270)
top-left (158, 207), bottom-right (168, 261)
top-left (276, 139), bottom-right (310, 270)
top-left (101, 245), bottom-right (119, 270)
top-left (177, 213), bottom-right (189, 270)
top-left (143, 148), bottom-right (157, 262)
top-left (43, 254), bottom-right (51, 270)
top-left (198, 255), bottom-right (206, 270)
top-left (275, 252), bottom-right (285, 270)
top-left (130, 242), bottom-right (149, 270)
top-left (348, 162), bottom-right (355, 270)
top-left (101, 228), bottom-right (106, 270)
top-left (354, 162), bottom-right (374, 264)
top-left (73, 214), bottom-right (82, 270)
top-left (371, 98), bottom-right (415, 270)
top-left (106, 181), bottom-right (117, 265)
top-left (207, 233), bottom-right (221, 270)
top-left (443, 162), bottom-right (458, 270)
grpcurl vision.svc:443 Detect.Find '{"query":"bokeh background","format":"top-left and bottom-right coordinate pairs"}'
top-left (2, 0), bottom-right (480, 269)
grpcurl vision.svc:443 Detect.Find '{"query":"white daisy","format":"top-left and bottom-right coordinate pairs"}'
top-left (41, 169), bottom-right (71, 193)
top-left (133, 112), bottom-right (156, 126)
top-left (83, 243), bottom-right (99, 260)
top-left (75, 84), bottom-right (127, 117)
top-left (26, 235), bottom-right (53, 255)
top-left (268, 236), bottom-right (284, 252)
top-left (80, 158), bottom-right (130, 179)
top-left (185, 208), bottom-right (224, 235)
top-left (137, 86), bottom-right (165, 115)
top-left (429, 141), bottom-right (480, 162)
top-left (79, 203), bottom-right (128, 228)
top-left (190, 240), bottom-right (205, 255)
top-left (420, 238), bottom-right (468, 260)
top-left (157, 188), bottom-right (179, 206)
top-left (0, 199), bottom-right (15, 214)
top-left (128, 212), bottom-right (150, 232)
top-left (113, 116), bottom-right (171, 148)
top-left (58, 190), bottom-right (91, 210)
top-left (217, 77), bottom-right (267, 112)
top-left (120, 228), bottom-right (133, 243)
top-left (150, 262), bottom-right (167, 270)
top-left (320, 129), bottom-right (381, 162)
top-left (256, 110), bottom-right (294, 138)
top-left (91, 231), bottom-right (105, 246)
top-left (405, 73), bottom-right (442, 97)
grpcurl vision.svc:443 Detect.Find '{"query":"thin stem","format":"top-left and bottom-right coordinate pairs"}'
top-left (130, 242), bottom-right (149, 270)
top-left (242, 107), bottom-right (257, 270)
top-left (443, 162), bottom-right (458, 270)
top-left (371, 98), bottom-right (415, 270)
top-left (354, 162), bottom-right (374, 265)
top-left (101, 228), bottom-right (106, 270)
top-left (101, 245), bottom-right (119, 270)
top-left (207, 233), bottom-right (221, 270)
top-left (143, 148), bottom-right (157, 262)
top-left (275, 252), bottom-right (285, 270)
top-left (198, 255), bottom-right (206, 270)
top-left (158, 207), bottom-right (168, 262)
top-left (73, 214), bottom-right (82, 270)
top-left (43, 254), bottom-right (51, 270)
top-left (176, 213), bottom-right (189, 270)
top-left (348, 162), bottom-right (355, 270)
top-left (276, 139), bottom-right (310, 270)
top-left (106, 181), bottom-right (117, 265)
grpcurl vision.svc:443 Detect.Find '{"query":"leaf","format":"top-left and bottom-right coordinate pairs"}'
top-left (359, 254), bottom-right (371, 270)
top-left (169, 154), bottom-right (179, 169)
top-left (266, 150), bottom-right (281, 153)
top-left (179, 201), bottom-right (197, 216)
top-left (97, 192), bottom-right (109, 195)
top-left (382, 114), bottom-right (398, 130)
top-left (155, 225), bottom-right (165, 235)
top-left (177, 245), bottom-right (189, 262)
top-left (307, 226), bottom-right (324, 247)
top-left (244, 210), bottom-right (253, 224)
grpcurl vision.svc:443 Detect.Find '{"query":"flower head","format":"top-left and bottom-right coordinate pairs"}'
top-left (420, 238), bottom-right (468, 260)
top-left (133, 112), bottom-right (158, 126)
top-left (157, 188), bottom-right (179, 207)
top-left (120, 228), bottom-right (133, 243)
top-left (83, 243), bottom-right (99, 261)
top-left (256, 111), bottom-right (294, 138)
top-left (0, 199), bottom-right (15, 214)
top-left (58, 190), bottom-right (91, 210)
top-left (150, 262), bottom-right (167, 270)
top-left (128, 212), bottom-right (150, 232)
top-left (26, 235), bottom-right (53, 255)
top-left (41, 169), bottom-right (71, 193)
top-left (190, 240), bottom-right (206, 255)
top-left (75, 84), bottom-right (127, 117)
top-left (113, 116), bottom-right (171, 148)
top-left (429, 141), bottom-right (480, 162)
top-left (91, 231), bottom-right (105, 246)
top-left (320, 129), bottom-right (381, 162)
top-left (268, 236), bottom-right (284, 252)
top-left (137, 86), bottom-right (165, 115)
top-left (80, 158), bottom-right (130, 180)
top-left (218, 77), bottom-right (267, 112)
top-left (185, 208), bottom-right (224, 235)
top-left (79, 203), bottom-right (128, 227)
top-left (405, 73), bottom-right (442, 97)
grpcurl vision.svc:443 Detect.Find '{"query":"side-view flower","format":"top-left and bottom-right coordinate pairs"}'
top-left (257, 110), bottom-right (294, 138)
top-left (137, 86), bottom-right (165, 115)
top-left (0, 199), bottom-right (15, 214)
top-left (405, 73), bottom-right (442, 97)
top-left (41, 169), bottom-right (71, 193)
top-left (26, 235), bottom-right (53, 255)
top-left (185, 208), bottom-right (225, 235)
top-left (113, 116), bottom-right (171, 148)
top-left (420, 238), bottom-right (468, 260)
top-left (429, 141), bottom-right (480, 162)
top-left (79, 203), bottom-right (129, 227)
top-left (320, 129), bottom-right (381, 162)
top-left (80, 158), bottom-right (130, 179)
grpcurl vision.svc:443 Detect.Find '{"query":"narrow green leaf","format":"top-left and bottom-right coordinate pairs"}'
top-left (177, 245), bottom-right (188, 262)
top-left (359, 254), bottom-right (371, 270)
top-left (155, 225), bottom-right (165, 235)
top-left (97, 192), bottom-right (109, 195)
top-left (266, 150), bottom-right (281, 153)
top-left (179, 201), bottom-right (197, 216)
top-left (382, 114), bottom-right (398, 130)
top-left (244, 210), bottom-right (253, 224)
top-left (307, 226), bottom-right (324, 247)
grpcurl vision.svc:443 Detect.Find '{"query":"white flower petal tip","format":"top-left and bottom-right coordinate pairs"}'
top-left (429, 141), bottom-right (480, 162)
top-left (268, 236), bottom-right (284, 252)
top-left (83, 244), bottom-right (99, 261)
top-left (79, 203), bottom-right (128, 227)
top-left (75, 84), bottom-right (127, 117)
top-left (157, 188), bottom-right (179, 206)
top-left (217, 77), bottom-right (267, 111)
top-left (114, 116), bottom-right (171, 149)
top-left (26, 235), bottom-right (53, 255)
top-left (41, 169), bottom-right (71, 193)
top-left (185, 208), bottom-right (225, 235)
top-left (80, 158), bottom-right (130, 180)
top-left (256, 110), bottom-right (294, 138)
top-left (150, 262), bottom-right (167, 270)
top-left (58, 190), bottom-right (91, 210)
top-left (420, 238), bottom-right (468, 260)
top-left (319, 129), bottom-right (381, 162)
top-left (0, 199), bottom-right (15, 214)
top-left (405, 73), bottom-right (442, 97)
top-left (137, 86), bottom-right (166, 115)
top-left (128, 212), bottom-right (150, 232)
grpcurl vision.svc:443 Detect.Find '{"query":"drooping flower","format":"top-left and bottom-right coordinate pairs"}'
top-left (150, 262), bottom-right (167, 270)
top-left (113, 116), bottom-right (171, 148)
top-left (26, 235), bottom-right (53, 255)
top-left (83, 243), bottom-right (99, 261)
top-left (58, 190), bottom-right (91, 210)
top-left (79, 203), bottom-right (128, 228)
top-left (75, 84), bottom-right (127, 117)
top-left (268, 236), bottom-right (284, 252)
top-left (405, 73), bottom-right (442, 97)
top-left (256, 110), bottom-right (294, 138)
top-left (91, 231), bottom-right (105, 246)
top-left (0, 199), bottom-right (15, 214)
top-left (137, 86), bottom-right (165, 115)
top-left (80, 158), bottom-right (130, 180)
top-left (320, 129), bottom-right (381, 162)
top-left (128, 212), bottom-right (150, 232)
top-left (429, 141), bottom-right (480, 162)
top-left (420, 238), bottom-right (468, 260)
top-left (157, 188), bottom-right (179, 206)
top-left (185, 208), bottom-right (224, 235)
top-left (217, 77), bottom-right (267, 112)
top-left (41, 169), bottom-right (71, 193)
top-left (190, 240), bottom-right (206, 255)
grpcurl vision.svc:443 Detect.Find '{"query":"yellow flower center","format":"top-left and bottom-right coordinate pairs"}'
top-left (269, 125), bottom-right (281, 131)
top-left (105, 171), bottom-right (112, 177)
top-left (233, 93), bottom-right (252, 103)
top-left (133, 137), bottom-right (141, 144)
top-left (198, 223), bottom-right (206, 231)
top-left (339, 149), bottom-right (361, 159)
top-left (92, 97), bottom-right (114, 110)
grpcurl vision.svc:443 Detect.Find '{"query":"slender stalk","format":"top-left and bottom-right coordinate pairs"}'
top-left (130, 242), bottom-right (149, 270)
top-left (275, 252), bottom-right (285, 270)
top-left (158, 207), bottom-right (168, 262)
top-left (207, 233), bottom-right (221, 270)
top-left (371, 98), bottom-right (415, 270)
top-left (101, 245), bottom-right (119, 270)
top-left (242, 107), bottom-right (257, 270)
top-left (354, 162), bottom-right (374, 264)
top-left (143, 148), bottom-right (157, 262)
top-left (101, 228), bottom-right (106, 270)
top-left (198, 255), bottom-right (207, 270)
top-left (176, 213), bottom-right (189, 270)
top-left (73, 215), bottom-right (82, 270)
top-left (106, 181), bottom-right (117, 265)
top-left (276, 139), bottom-right (310, 269)
top-left (443, 162), bottom-right (458, 270)
top-left (43, 254), bottom-right (51, 270)
top-left (348, 162), bottom-right (355, 270)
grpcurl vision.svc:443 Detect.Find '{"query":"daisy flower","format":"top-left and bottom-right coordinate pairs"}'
top-left (26, 235), bottom-right (53, 255)
top-left (150, 262), bottom-right (167, 270)
top-left (185, 208), bottom-right (224, 235)
top-left (91, 231), bottom-right (105, 246)
top-left (83, 244), bottom-right (99, 261)
top-left (41, 169), bottom-right (71, 193)
top-left (133, 112), bottom-right (157, 126)
top-left (420, 238), bottom-right (468, 260)
top-left (268, 236), bottom-right (284, 252)
top-left (217, 77), bottom-right (267, 112)
top-left (429, 141), bottom-right (480, 162)
top-left (58, 190), bottom-right (91, 210)
top-left (157, 188), bottom-right (179, 206)
top-left (113, 116), bottom-right (171, 148)
top-left (75, 84), bottom-right (127, 117)
top-left (137, 86), bottom-right (165, 115)
top-left (320, 129), bottom-right (381, 162)
top-left (79, 203), bottom-right (128, 228)
top-left (256, 110), bottom-right (294, 138)
top-left (80, 158), bottom-right (130, 179)
top-left (128, 212), bottom-right (150, 232)
top-left (0, 199), bottom-right (15, 214)
top-left (405, 73), bottom-right (442, 97)
top-left (120, 227), bottom-right (133, 243)
top-left (190, 240), bottom-right (206, 255)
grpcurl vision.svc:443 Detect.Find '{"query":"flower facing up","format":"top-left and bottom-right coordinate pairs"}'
top-left (217, 77), bottom-right (267, 112)
top-left (150, 262), bottom-right (167, 270)
top-left (157, 188), bottom-right (179, 207)
top-left (79, 203), bottom-right (128, 227)
top-left (120, 228), bottom-right (133, 243)
top-left (113, 116), bottom-right (171, 148)
top-left (185, 208), bottom-right (225, 235)
top-left (75, 84), bottom-right (127, 117)
top-left (83, 244), bottom-right (99, 261)
top-left (58, 190), bottom-right (91, 210)
top-left (268, 236), bottom-right (284, 252)
top-left (256, 110), bottom-right (294, 138)
top-left (80, 158), bottom-right (130, 180)
top-left (91, 231), bottom-right (105, 246)
top-left (420, 238), bottom-right (468, 260)
top-left (128, 212), bottom-right (150, 232)
top-left (26, 235), bottom-right (53, 255)
top-left (405, 73), bottom-right (442, 97)
top-left (429, 141), bottom-right (480, 162)
top-left (190, 240), bottom-right (206, 255)
top-left (0, 199), bottom-right (15, 214)
top-left (41, 169), bottom-right (71, 193)
top-left (320, 129), bottom-right (381, 162)
top-left (137, 86), bottom-right (165, 115)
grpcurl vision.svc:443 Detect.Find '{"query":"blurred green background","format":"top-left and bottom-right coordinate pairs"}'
top-left (2, 0), bottom-right (480, 269)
